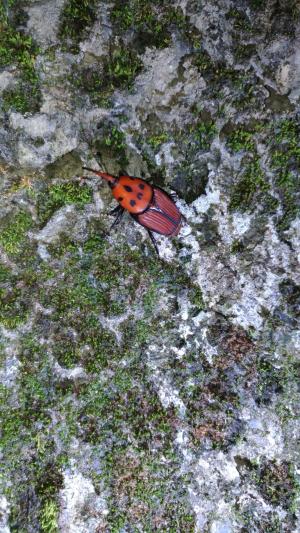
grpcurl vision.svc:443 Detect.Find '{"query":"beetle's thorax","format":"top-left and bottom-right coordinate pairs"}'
top-left (112, 176), bottom-right (153, 214)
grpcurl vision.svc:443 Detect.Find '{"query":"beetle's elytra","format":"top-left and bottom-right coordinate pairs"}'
top-left (82, 167), bottom-right (182, 255)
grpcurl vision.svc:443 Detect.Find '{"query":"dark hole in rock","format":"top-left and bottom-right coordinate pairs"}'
top-left (265, 86), bottom-right (294, 112)
top-left (171, 163), bottom-right (209, 203)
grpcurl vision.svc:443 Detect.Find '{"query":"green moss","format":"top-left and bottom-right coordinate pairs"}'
top-left (0, 389), bottom-right (23, 449)
top-left (108, 45), bottom-right (143, 88)
top-left (229, 157), bottom-right (268, 211)
top-left (0, 296), bottom-right (28, 328)
top-left (192, 121), bottom-right (217, 150)
top-left (273, 118), bottom-right (299, 145)
top-left (45, 280), bottom-right (107, 320)
top-left (227, 8), bottom-right (252, 31)
top-left (227, 118), bottom-right (299, 227)
top-left (148, 133), bottom-right (169, 150)
top-left (190, 286), bottom-right (205, 311)
top-left (261, 462), bottom-right (297, 507)
top-left (111, 0), bottom-right (172, 50)
top-left (255, 349), bottom-right (300, 420)
top-left (193, 47), bottom-right (214, 72)
top-left (270, 119), bottom-right (300, 230)
top-left (2, 83), bottom-right (40, 113)
top-left (58, 0), bottom-right (97, 53)
top-left (0, 24), bottom-right (37, 78)
top-left (38, 240), bottom-right (150, 347)
top-left (0, 6), bottom-right (41, 113)
top-left (48, 182), bottom-right (92, 206)
top-left (37, 182), bottom-right (93, 225)
top-left (36, 235), bottom-right (163, 369)
top-left (264, 194), bottom-right (279, 214)
top-left (111, 1), bottom-right (198, 52)
top-left (134, 319), bottom-right (149, 344)
top-left (40, 501), bottom-right (58, 533)
top-left (73, 67), bottom-right (112, 108)
top-left (74, 44), bottom-right (143, 107)
top-left (227, 128), bottom-right (255, 152)
top-left (1, 334), bottom-right (64, 531)
top-left (81, 326), bottom-right (120, 373)
top-left (103, 441), bottom-right (193, 529)
top-left (92, 122), bottom-right (129, 170)
top-left (241, 459), bottom-right (300, 513)
top-left (36, 463), bottom-right (64, 500)
top-left (111, 3), bottom-right (134, 31)
top-left (52, 335), bottom-right (80, 368)
top-left (0, 211), bottom-right (33, 255)
top-left (74, 358), bottom-right (190, 527)
top-left (0, 263), bottom-right (11, 282)
top-left (231, 240), bottom-right (245, 254)
top-left (143, 283), bottom-right (159, 316)
top-left (234, 43), bottom-right (256, 61)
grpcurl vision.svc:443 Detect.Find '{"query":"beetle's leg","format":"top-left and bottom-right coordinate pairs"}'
top-left (109, 204), bottom-right (123, 216)
top-left (110, 206), bottom-right (125, 229)
top-left (147, 230), bottom-right (160, 256)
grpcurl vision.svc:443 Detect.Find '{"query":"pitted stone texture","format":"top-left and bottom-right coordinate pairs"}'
top-left (58, 471), bottom-right (108, 533)
top-left (26, 0), bottom-right (65, 49)
top-left (9, 112), bottom-right (79, 168)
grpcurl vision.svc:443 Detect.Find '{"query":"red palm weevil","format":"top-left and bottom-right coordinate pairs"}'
top-left (82, 167), bottom-right (183, 255)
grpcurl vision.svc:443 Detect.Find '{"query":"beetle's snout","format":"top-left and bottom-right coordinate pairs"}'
top-left (82, 167), bottom-right (117, 185)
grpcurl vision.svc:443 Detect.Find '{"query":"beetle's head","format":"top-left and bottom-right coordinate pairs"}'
top-left (82, 167), bottom-right (118, 186)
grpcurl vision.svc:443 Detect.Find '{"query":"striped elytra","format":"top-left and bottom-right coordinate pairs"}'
top-left (135, 188), bottom-right (182, 236)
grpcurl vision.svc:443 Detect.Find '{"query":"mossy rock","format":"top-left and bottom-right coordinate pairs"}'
top-left (171, 162), bottom-right (209, 204)
top-left (45, 151), bottom-right (83, 180)
top-left (58, 0), bottom-right (97, 53)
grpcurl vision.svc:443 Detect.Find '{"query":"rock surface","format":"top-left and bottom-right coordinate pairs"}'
top-left (0, 1), bottom-right (299, 532)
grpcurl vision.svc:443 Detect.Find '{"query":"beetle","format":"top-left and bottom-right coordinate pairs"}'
top-left (82, 167), bottom-right (182, 255)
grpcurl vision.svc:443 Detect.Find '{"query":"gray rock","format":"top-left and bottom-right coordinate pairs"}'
top-left (0, 1), bottom-right (299, 532)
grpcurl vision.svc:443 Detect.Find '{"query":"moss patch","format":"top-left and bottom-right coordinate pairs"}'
top-left (1, 335), bottom-right (63, 530)
top-left (73, 43), bottom-right (143, 107)
top-left (229, 157), bottom-right (268, 211)
top-left (192, 120), bottom-right (217, 150)
top-left (37, 181), bottom-right (93, 226)
top-left (40, 500), bottom-right (59, 533)
top-left (227, 118), bottom-right (299, 227)
top-left (58, 0), bottom-right (97, 53)
top-left (112, 1), bottom-right (173, 51)
top-left (0, 3), bottom-right (41, 113)
top-left (0, 210), bottom-right (33, 255)
top-left (92, 123), bottom-right (129, 169)
top-left (227, 128), bottom-right (255, 152)
top-left (0, 285), bottom-right (29, 329)
top-left (270, 118), bottom-right (300, 231)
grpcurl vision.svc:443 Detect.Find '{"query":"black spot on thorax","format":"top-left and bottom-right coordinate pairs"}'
top-left (124, 185), bottom-right (133, 192)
